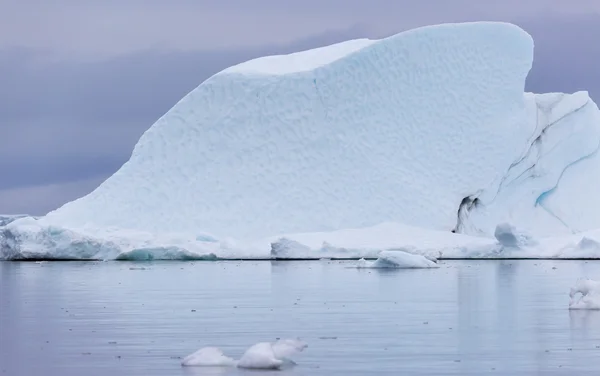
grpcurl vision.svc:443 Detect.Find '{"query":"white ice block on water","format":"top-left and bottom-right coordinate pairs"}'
top-left (569, 279), bottom-right (600, 310)
top-left (181, 338), bottom-right (307, 370)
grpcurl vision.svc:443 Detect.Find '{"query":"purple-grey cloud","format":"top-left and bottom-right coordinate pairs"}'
top-left (520, 14), bottom-right (600, 96)
top-left (2, 0), bottom-right (598, 56)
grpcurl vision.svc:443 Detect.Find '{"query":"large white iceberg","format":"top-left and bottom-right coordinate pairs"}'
top-left (2, 21), bottom-right (600, 261)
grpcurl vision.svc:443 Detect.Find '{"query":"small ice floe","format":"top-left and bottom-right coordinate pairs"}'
top-left (181, 347), bottom-right (236, 367)
top-left (181, 338), bottom-right (307, 370)
top-left (569, 279), bottom-right (600, 310)
top-left (355, 250), bottom-right (439, 269)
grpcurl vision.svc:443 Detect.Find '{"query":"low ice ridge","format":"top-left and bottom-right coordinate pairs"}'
top-left (0, 216), bottom-right (263, 261)
top-left (270, 222), bottom-right (495, 261)
top-left (270, 223), bottom-right (600, 260)
top-left (181, 338), bottom-right (307, 370)
top-left (10, 218), bottom-right (600, 260)
top-left (356, 250), bottom-right (439, 269)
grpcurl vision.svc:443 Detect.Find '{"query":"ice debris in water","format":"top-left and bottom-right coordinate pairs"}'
top-left (181, 338), bottom-right (307, 370)
top-left (356, 250), bottom-right (439, 269)
top-left (181, 347), bottom-right (236, 367)
top-left (569, 279), bottom-right (600, 310)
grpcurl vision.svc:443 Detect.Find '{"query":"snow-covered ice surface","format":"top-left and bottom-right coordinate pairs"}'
top-left (569, 279), bottom-right (600, 310)
top-left (356, 250), bottom-right (439, 269)
top-left (181, 338), bottom-right (307, 370)
top-left (3, 21), bottom-right (600, 261)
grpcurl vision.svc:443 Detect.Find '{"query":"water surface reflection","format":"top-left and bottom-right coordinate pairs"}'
top-left (1, 260), bottom-right (600, 375)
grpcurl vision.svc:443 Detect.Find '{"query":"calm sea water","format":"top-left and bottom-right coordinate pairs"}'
top-left (2, 260), bottom-right (600, 375)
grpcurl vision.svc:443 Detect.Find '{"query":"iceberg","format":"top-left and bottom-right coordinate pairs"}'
top-left (2, 21), bottom-right (600, 261)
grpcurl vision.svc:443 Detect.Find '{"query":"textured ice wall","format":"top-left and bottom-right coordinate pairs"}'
top-left (42, 22), bottom-right (536, 239)
top-left (460, 91), bottom-right (600, 236)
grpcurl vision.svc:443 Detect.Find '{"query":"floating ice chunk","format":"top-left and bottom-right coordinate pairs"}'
top-left (182, 338), bottom-right (307, 370)
top-left (238, 338), bottom-right (307, 370)
top-left (181, 347), bottom-right (236, 367)
top-left (356, 250), bottom-right (439, 269)
top-left (236, 342), bottom-right (286, 370)
top-left (270, 338), bottom-right (309, 360)
top-left (569, 279), bottom-right (600, 310)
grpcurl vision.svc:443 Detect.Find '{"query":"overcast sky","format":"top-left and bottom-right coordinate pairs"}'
top-left (2, 0), bottom-right (599, 215)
